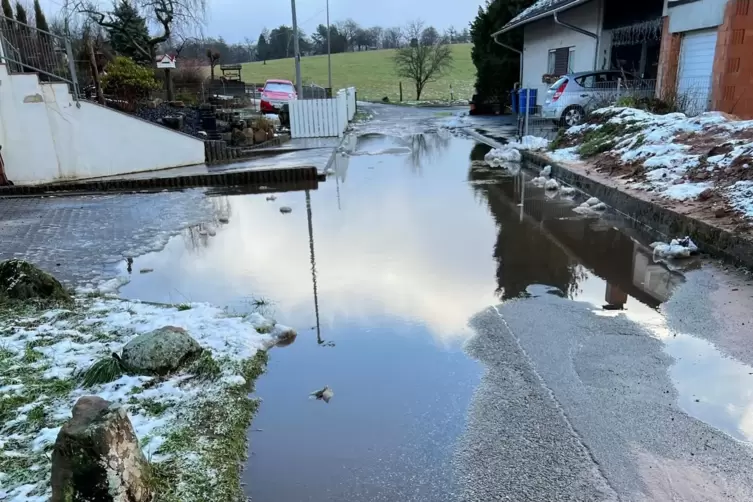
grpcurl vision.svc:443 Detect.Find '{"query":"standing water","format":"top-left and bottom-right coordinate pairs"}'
top-left (118, 110), bottom-right (717, 500)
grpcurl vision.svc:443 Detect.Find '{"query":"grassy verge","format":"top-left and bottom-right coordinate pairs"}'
top-left (0, 296), bottom-right (280, 501)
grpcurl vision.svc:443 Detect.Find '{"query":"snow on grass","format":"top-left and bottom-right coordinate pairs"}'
top-left (0, 296), bottom-right (277, 501)
top-left (548, 107), bottom-right (753, 209)
top-left (727, 181), bottom-right (753, 218)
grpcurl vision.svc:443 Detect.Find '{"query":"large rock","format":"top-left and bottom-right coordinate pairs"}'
top-left (121, 326), bottom-right (202, 376)
top-left (0, 259), bottom-right (70, 301)
top-left (51, 396), bottom-right (153, 502)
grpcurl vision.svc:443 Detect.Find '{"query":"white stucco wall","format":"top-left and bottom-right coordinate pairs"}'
top-left (663, 0), bottom-right (726, 33)
top-left (0, 64), bottom-right (205, 185)
top-left (522, 0), bottom-right (605, 100)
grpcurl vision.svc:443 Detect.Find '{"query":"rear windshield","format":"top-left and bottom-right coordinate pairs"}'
top-left (549, 77), bottom-right (568, 90)
top-left (265, 82), bottom-right (295, 93)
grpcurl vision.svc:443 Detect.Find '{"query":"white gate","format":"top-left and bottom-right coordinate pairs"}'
top-left (289, 87), bottom-right (356, 138)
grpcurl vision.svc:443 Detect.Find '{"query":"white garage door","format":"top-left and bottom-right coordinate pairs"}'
top-left (677, 29), bottom-right (718, 115)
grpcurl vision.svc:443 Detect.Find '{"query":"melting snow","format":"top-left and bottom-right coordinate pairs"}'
top-left (0, 298), bottom-right (277, 501)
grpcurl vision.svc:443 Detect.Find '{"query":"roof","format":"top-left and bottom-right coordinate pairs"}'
top-left (495, 0), bottom-right (592, 34)
top-left (265, 79), bottom-right (294, 84)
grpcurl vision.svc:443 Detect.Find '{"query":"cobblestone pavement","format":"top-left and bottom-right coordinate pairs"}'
top-left (0, 189), bottom-right (222, 288)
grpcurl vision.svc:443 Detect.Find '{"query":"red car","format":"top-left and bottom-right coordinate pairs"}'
top-left (260, 79), bottom-right (297, 113)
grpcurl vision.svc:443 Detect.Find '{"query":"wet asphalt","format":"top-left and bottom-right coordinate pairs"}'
top-left (10, 103), bottom-right (753, 501)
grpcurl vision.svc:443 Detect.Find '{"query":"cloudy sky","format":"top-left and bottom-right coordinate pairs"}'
top-left (190, 0), bottom-right (484, 43)
top-left (39, 0), bottom-right (486, 43)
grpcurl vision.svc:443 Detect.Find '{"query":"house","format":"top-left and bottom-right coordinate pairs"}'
top-left (494, 0), bottom-right (753, 118)
top-left (494, 0), bottom-right (665, 101)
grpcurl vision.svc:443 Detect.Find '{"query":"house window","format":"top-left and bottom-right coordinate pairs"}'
top-left (548, 47), bottom-right (575, 76)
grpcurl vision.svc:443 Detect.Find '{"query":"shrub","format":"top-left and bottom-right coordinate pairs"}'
top-left (102, 56), bottom-right (160, 103)
top-left (172, 58), bottom-right (208, 86)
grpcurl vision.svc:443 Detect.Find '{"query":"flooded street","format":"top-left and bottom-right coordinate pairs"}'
top-left (117, 105), bottom-right (753, 501)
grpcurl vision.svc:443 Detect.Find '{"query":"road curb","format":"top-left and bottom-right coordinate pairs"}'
top-left (522, 151), bottom-right (753, 270)
top-left (0, 166), bottom-right (324, 198)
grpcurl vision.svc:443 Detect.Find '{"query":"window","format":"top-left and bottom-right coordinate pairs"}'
top-left (264, 82), bottom-right (295, 93)
top-left (575, 74), bottom-right (595, 88)
top-left (548, 47), bottom-right (574, 76)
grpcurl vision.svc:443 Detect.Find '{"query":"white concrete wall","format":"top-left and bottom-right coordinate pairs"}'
top-left (663, 0), bottom-right (726, 33)
top-left (522, 0), bottom-right (605, 100)
top-left (0, 64), bottom-right (205, 185)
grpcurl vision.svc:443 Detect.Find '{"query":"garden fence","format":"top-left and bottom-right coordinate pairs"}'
top-left (289, 86), bottom-right (356, 138)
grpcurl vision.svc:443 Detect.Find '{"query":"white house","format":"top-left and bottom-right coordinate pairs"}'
top-left (494, 0), bottom-right (665, 104)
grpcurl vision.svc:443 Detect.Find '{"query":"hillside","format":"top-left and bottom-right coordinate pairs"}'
top-left (241, 44), bottom-right (475, 102)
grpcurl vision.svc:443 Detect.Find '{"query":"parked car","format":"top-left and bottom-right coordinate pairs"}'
top-left (260, 79), bottom-right (297, 113)
top-left (542, 70), bottom-right (654, 127)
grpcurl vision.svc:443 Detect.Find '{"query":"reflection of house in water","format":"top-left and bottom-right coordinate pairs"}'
top-left (469, 166), bottom-right (683, 307)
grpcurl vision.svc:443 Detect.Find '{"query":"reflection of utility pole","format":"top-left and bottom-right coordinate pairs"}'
top-left (306, 190), bottom-right (332, 346)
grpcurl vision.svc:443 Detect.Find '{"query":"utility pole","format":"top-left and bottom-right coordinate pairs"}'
top-left (291, 0), bottom-right (303, 97)
top-left (326, 0), bottom-right (332, 92)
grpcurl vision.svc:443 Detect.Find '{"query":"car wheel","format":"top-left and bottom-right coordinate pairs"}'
top-left (560, 107), bottom-right (584, 127)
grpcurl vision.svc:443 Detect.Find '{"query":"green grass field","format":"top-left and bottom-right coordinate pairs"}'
top-left (241, 44), bottom-right (475, 103)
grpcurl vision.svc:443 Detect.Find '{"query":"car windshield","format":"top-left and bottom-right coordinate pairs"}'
top-left (549, 77), bottom-right (568, 90)
top-left (265, 82), bottom-right (294, 93)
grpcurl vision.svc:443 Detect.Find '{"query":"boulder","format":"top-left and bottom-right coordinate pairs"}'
top-left (253, 129), bottom-right (267, 144)
top-left (121, 326), bottom-right (202, 376)
top-left (0, 259), bottom-right (70, 301)
top-left (162, 115), bottom-right (184, 131)
top-left (51, 396), bottom-right (153, 502)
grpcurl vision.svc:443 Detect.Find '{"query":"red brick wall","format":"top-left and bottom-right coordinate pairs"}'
top-left (713, 0), bottom-right (753, 118)
top-left (657, 16), bottom-right (682, 101)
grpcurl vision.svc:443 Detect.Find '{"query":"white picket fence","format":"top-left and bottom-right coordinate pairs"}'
top-left (289, 87), bottom-right (356, 138)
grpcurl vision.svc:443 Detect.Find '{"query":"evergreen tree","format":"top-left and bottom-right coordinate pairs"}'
top-left (14, 1), bottom-right (27, 24)
top-left (106, 0), bottom-right (151, 64)
top-left (33, 0), bottom-right (48, 31)
top-left (256, 33), bottom-right (268, 62)
top-left (470, 0), bottom-right (534, 102)
top-left (2, 0), bottom-right (14, 20)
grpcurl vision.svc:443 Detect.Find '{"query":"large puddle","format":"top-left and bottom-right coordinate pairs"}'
top-left (117, 128), bottom-right (753, 499)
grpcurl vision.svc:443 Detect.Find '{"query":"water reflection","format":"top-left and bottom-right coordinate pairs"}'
top-left (467, 162), bottom-right (684, 306)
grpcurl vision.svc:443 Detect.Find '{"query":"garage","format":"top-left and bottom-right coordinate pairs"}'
top-left (677, 29), bottom-right (718, 115)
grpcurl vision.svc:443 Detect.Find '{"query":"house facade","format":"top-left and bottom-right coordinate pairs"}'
top-left (496, 0), bottom-right (753, 118)
top-left (497, 0), bottom-right (664, 101)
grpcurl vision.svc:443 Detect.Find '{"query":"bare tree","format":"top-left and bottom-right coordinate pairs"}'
top-left (445, 26), bottom-right (457, 44)
top-left (383, 26), bottom-right (403, 49)
top-left (393, 20), bottom-right (453, 100)
top-left (206, 47), bottom-right (219, 80)
top-left (336, 18), bottom-right (359, 51)
top-left (420, 26), bottom-right (439, 46)
top-left (81, 0), bottom-right (206, 62)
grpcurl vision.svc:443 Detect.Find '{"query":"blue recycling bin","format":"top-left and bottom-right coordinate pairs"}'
top-left (518, 88), bottom-right (538, 115)
top-left (510, 89), bottom-right (519, 114)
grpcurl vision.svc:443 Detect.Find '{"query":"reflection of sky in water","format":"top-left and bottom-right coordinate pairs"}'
top-left (575, 273), bottom-right (753, 443)
top-left (120, 135), bottom-right (500, 347)
top-left (119, 130), bottom-right (753, 453)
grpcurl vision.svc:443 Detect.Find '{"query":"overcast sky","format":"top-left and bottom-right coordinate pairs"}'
top-left (202, 0), bottom-right (485, 43)
top-left (39, 0), bottom-right (486, 43)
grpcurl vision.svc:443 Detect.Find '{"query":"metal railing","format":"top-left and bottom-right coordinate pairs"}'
top-left (0, 14), bottom-right (80, 101)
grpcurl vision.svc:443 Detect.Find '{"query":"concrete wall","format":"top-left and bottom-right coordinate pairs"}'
top-left (522, 0), bottom-right (605, 99)
top-left (0, 64), bottom-right (205, 185)
top-left (663, 0), bottom-right (727, 32)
